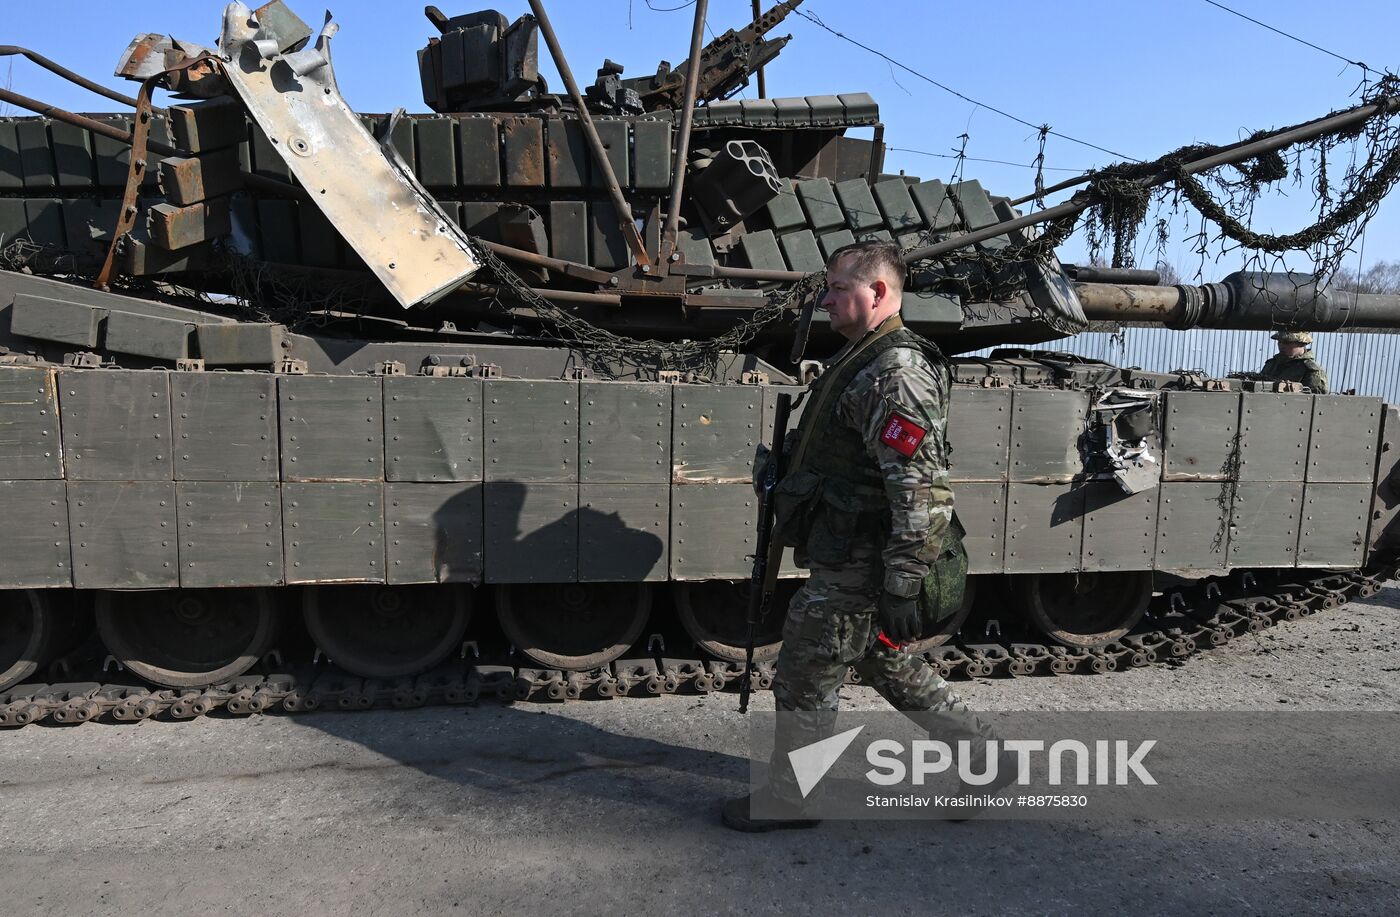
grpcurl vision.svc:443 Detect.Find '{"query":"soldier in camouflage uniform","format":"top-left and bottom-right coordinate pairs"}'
top-left (1260, 331), bottom-right (1329, 393)
top-left (722, 241), bottom-right (1002, 832)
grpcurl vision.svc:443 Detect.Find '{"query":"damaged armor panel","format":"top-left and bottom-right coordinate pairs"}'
top-left (385, 482), bottom-right (484, 584)
top-left (213, 3), bottom-right (479, 307)
top-left (1079, 391), bottom-right (1163, 496)
top-left (1162, 392), bottom-right (1241, 482)
top-left (0, 365), bottom-right (64, 480)
top-left (671, 388), bottom-right (761, 484)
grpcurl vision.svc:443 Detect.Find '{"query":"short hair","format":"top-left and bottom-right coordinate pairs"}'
top-left (827, 240), bottom-right (905, 295)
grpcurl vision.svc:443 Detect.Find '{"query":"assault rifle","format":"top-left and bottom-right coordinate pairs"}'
top-left (740, 391), bottom-right (793, 714)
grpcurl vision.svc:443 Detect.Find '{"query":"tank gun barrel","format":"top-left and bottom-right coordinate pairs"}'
top-left (1077, 272), bottom-right (1400, 331)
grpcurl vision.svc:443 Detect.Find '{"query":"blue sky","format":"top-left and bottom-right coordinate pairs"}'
top-left (6, 0), bottom-right (1400, 281)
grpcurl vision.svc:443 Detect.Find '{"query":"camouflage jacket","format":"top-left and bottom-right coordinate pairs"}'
top-left (783, 316), bottom-right (953, 598)
top-left (836, 337), bottom-right (954, 597)
top-left (1260, 351), bottom-right (1329, 393)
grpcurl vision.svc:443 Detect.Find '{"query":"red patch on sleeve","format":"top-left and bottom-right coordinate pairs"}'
top-left (880, 411), bottom-right (927, 458)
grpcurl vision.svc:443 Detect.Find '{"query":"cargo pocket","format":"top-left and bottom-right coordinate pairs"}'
top-left (805, 505), bottom-right (858, 565)
top-left (837, 609), bottom-right (874, 661)
top-left (772, 470), bottom-right (824, 549)
top-left (798, 607), bottom-right (871, 665)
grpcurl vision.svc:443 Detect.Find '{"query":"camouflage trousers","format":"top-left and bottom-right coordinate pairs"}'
top-left (767, 536), bottom-right (993, 804)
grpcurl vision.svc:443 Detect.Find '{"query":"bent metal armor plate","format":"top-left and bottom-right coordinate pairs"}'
top-left (213, 3), bottom-right (480, 307)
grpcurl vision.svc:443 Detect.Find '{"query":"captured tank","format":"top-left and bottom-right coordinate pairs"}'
top-left (1, 0), bottom-right (1399, 723)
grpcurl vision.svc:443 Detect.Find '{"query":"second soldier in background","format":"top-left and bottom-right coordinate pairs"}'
top-left (1260, 330), bottom-right (1329, 392)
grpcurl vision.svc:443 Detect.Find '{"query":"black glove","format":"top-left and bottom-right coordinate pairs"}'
top-left (878, 591), bottom-right (921, 645)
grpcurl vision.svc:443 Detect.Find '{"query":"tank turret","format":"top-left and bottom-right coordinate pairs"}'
top-left (9, 0), bottom-right (1399, 370)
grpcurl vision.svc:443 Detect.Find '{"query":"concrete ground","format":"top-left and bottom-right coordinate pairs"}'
top-left (2, 588), bottom-right (1398, 917)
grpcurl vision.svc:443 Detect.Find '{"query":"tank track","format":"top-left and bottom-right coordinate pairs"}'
top-left (2, 563), bottom-right (1393, 728)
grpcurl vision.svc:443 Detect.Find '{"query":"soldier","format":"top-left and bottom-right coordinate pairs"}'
top-left (1260, 331), bottom-right (1329, 393)
top-left (721, 241), bottom-right (1004, 832)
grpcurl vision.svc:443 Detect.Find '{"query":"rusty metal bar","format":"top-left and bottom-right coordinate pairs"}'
top-left (0, 87), bottom-right (184, 156)
top-left (96, 75), bottom-right (162, 290)
top-left (0, 45), bottom-right (157, 112)
top-left (661, 0), bottom-right (709, 262)
top-left (751, 0), bottom-right (767, 98)
top-left (675, 262), bottom-right (807, 283)
top-left (461, 281), bottom-right (623, 306)
top-left (907, 94), bottom-right (1400, 265)
top-left (476, 239), bottom-right (617, 286)
top-left (527, 0), bottom-right (649, 266)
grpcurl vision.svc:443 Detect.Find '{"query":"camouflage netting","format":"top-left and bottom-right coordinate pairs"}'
top-left (1074, 75), bottom-right (1400, 287)
top-left (221, 251), bottom-right (381, 331)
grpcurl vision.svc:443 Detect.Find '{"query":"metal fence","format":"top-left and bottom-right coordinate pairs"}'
top-left (970, 328), bottom-right (1400, 404)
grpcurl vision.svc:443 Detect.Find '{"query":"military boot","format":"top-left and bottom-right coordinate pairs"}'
top-left (721, 787), bottom-right (821, 833)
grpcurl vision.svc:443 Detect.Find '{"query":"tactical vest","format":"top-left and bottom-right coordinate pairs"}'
top-left (774, 316), bottom-right (949, 541)
top-left (773, 317), bottom-right (968, 624)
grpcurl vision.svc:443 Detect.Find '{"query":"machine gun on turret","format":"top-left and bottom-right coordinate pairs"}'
top-left (623, 0), bottom-right (803, 111)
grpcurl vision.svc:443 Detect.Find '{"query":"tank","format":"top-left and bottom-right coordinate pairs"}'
top-left (1, 0), bottom-right (1398, 724)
